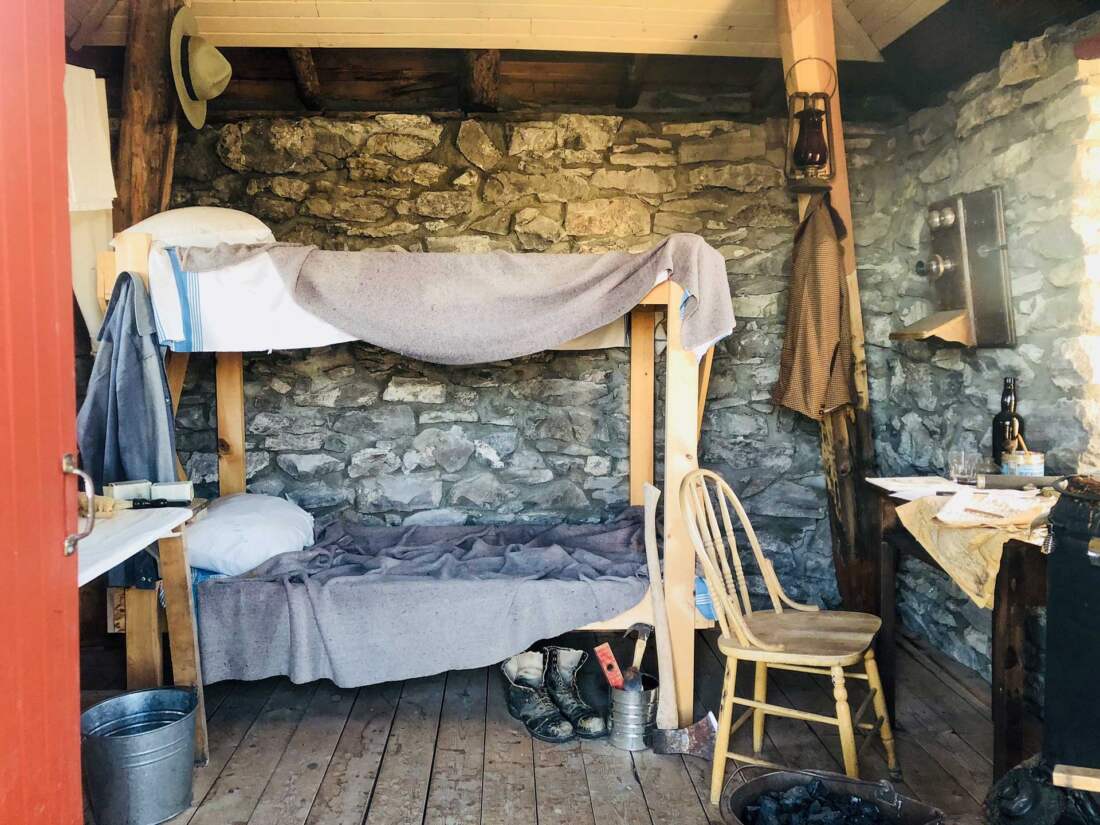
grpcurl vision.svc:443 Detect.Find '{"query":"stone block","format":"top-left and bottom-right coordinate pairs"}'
top-left (383, 377), bottom-right (447, 403)
top-left (685, 162), bottom-right (784, 193)
top-left (564, 198), bottom-right (651, 237)
top-left (676, 126), bottom-right (766, 164)
top-left (276, 453), bottom-right (345, 480)
top-left (413, 426), bottom-right (476, 472)
top-left (457, 120), bottom-right (503, 171)
top-left (348, 447), bottom-right (402, 478)
top-left (357, 473), bottom-right (443, 512)
top-left (415, 190), bottom-right (471, 219)
top-left (589, 167), bottom-right (677, 194)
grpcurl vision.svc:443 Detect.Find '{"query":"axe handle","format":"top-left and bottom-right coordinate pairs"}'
top-left (644, 483), bottom-right (679, 730)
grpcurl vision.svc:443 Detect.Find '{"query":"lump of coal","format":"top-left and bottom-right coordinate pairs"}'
top-left (742, 781), bottom-right (889, 825)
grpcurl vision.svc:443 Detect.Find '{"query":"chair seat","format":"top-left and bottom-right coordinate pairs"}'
top-left (716, 610), bottom-right (882, 666)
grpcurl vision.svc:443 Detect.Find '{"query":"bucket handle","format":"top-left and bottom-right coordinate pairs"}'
top-left (724, 765), bottom-right (906, 814)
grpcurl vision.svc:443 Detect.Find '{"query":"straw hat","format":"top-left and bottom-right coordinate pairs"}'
top-left (170, 8), bottom-right (232, 129)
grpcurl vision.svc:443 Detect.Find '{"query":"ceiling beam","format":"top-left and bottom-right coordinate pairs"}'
top-left (616, 54), bottom-right (649, 109)
top-left (460, 49), bottom-right (501, 111)
top-left (69, 0), bottom-right (118, 51)
top-left (287, 47), bottom-right (325, 111)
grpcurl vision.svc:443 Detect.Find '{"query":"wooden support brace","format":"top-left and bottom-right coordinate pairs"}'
top-left (777, 0), bottom-right (877, 611)
top-left (125, 587), bottom-right (163, 690)
top-left (158, 534), bottom-right (209, 763)
top-left (216, 352), bottom-right (247, 496)
top-left (663, 283), bottom-right (699, 726)
top-left (698, 346), bottom-right (714, 440)
top-left (166, 352), bottom-right (190, 481)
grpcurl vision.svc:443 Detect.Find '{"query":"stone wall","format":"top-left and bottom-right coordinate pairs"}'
top-left (170, 111), bottom-right (841, 605)
top-left (847, 12), bottom-right (1100, 699)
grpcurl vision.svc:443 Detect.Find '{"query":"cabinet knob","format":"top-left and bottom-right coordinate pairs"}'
top-left (915, 254), bottom-right (954, 279)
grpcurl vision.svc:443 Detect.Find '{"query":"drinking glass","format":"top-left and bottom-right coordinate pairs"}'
top-left (947, 448), bottom-right (978, 483)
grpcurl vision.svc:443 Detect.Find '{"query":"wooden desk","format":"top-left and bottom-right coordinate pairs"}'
top-left (864, 483), bottom-right (1046, 781)
top-left (78, 507), bottom-right (208, 764)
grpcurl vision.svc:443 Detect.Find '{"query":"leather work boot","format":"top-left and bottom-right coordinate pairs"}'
top-left (501, 651), bottom-right (574, 743)
top-left (545, 646), bottom-right (607, 739)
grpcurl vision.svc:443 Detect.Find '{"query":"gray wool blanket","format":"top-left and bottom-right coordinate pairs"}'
top-left (196, 512), bottom-right (647, 686)
top-left (178, 232), bottom-right (733, 364)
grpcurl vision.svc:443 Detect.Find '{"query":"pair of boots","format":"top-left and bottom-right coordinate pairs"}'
top-left (501, 647), bottom-right (606, 743)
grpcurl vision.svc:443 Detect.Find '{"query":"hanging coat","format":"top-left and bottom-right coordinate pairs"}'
top-left (772, 192), bottom-right (854, 420)
top-left (77, 272), bottom-right (177, 490)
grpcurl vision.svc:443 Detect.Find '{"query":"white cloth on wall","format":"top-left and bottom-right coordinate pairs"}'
top-left (64, 67), bottom-right (115, 212)
top-left (64, 66), bottom-right (116, 349)
top-left (71, 210), bottom-right (113, 347)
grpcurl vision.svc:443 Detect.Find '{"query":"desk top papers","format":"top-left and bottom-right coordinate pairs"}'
top-left (867, 476), bottom-right (964, 501)
top-left (934, 488), bottom-right (1052, 528)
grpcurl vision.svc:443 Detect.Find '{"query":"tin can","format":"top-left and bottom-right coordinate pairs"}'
top-left (1002, 451), bottom-right (1045, 476)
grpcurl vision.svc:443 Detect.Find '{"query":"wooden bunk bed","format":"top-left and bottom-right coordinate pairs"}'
top-left (100, 230), bottom-right (714, 726)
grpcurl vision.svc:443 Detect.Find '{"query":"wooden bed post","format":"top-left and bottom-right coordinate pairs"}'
top-left (777, 0), bottom-right (877, 611)
top-left (216, 353), bottom-right (247, 496)
top-left (629, 308), bottom-right (656, 505)
top-left (663, 283), bottom-right (699, 725)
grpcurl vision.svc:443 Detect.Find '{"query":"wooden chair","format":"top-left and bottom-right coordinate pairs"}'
top-left (680, 469), bottom-right (898, 803)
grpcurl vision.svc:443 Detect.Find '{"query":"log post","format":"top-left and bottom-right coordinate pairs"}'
top-left (115, 0), bottom-right (182, 229)
top-left (616, 54), bottom-right (649, 109)
top-left (460, 49), bottom-right (501, 111)
top-left (776, 0), bottom-right (877, 611)
top-left (288, 47), bottom-right (325, 111)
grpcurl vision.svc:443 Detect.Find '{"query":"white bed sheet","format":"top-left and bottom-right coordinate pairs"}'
top-left (148, 245), bottom-right (647, 355)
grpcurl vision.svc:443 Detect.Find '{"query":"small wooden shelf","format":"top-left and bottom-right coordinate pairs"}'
top-left (889, 309), bottom-right (976, 347)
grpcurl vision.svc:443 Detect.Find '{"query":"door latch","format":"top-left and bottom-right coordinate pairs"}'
top-left (62, 453), bottom-right (95, 556)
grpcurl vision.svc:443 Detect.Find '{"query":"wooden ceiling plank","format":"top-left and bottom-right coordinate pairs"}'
top-left (70, 0), bottom-right (122, 50)
top-left (870, 0), bottom-right (949, 48)
top-left (842, 0), bottom-right (879, 25)
top-left (851, 0), bottom-right (907, 34)
top-left (831, 0), bottom-right (882, 62)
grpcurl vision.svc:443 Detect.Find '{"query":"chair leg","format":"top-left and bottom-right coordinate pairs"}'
top-left (752, 662), bottom-right (767, 754)
top-left (865, 649), bottom-right (899, 775)
top-left (831, 665), bottom-right (859, 779)
top-left (710, 656), bottom-right (738, 806)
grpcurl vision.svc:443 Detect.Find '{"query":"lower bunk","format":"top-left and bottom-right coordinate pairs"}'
top-left (194, 511), bottom-right (648, 687)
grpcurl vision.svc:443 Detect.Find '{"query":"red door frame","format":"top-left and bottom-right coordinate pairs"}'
top-left (0, 0), bottom-right (83, 822)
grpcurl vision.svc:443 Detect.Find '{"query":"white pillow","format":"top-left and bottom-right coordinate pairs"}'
top-left (185, 493), bottom-right (314, 576)
top-left (122, 207), bottom-right (275, 248)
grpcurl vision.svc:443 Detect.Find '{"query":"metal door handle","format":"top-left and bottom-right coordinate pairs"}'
top-left (62, 453), bottom-right (95, 556)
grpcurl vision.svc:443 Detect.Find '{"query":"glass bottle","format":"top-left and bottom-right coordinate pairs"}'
top-left (992, 377), bottom-right (1026, 467)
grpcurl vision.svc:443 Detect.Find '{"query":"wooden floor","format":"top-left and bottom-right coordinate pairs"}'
top-left (84, 632), bottom-right (1012, 825)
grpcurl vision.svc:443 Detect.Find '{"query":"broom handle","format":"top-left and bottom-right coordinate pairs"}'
top-left (644, 483), bottom-right (679, 730)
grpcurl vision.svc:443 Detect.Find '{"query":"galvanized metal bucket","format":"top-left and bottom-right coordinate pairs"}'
top-left (721, 768), bottom-right (943, 825)
top-left (81, 688), bottom-right (197, 825)
top-left (608, 675), bottom-right (658, 751)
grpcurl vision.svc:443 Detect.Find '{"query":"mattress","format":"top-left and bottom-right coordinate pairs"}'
top-left (195, 510), bottom-right (648, 686)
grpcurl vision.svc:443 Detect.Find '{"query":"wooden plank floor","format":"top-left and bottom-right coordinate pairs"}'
top-left (84, 633), bottom-right (1009, 825)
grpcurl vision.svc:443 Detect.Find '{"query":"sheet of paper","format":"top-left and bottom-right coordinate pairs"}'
top-left (866, 476), bottom-right (964, 501)
top-left (935, 488), bottom-right (1050, 528)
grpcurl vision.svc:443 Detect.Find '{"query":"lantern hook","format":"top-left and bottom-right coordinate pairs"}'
top-left (783, 57), bottom-right (838, 98)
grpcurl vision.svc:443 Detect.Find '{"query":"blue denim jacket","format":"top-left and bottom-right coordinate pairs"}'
top-left (77, 273), bottom-right (178, 491)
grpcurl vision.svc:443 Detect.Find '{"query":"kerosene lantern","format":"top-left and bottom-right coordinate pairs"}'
top-left (783, 58), bottom-right (837, 192)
